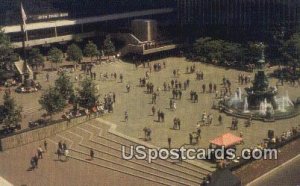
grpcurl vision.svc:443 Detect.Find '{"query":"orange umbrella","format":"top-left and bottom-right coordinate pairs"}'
top-left (210, 133), bottom-right (243, 148)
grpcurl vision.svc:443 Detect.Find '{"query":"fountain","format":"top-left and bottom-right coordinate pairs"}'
top-left (219, 42), bottom-right (300, 121)
top-left (243, 97), bottom-right (249, 113)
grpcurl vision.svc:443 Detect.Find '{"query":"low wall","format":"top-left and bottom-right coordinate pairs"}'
top-left (0, 116), bottom-right (88, 151)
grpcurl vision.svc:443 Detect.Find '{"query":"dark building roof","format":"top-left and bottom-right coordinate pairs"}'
top-left (208, 169), bottom-right (241, 186)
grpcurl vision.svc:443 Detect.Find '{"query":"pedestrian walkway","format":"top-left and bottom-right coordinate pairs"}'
top-left (0, 177), bottom-right (13, 186)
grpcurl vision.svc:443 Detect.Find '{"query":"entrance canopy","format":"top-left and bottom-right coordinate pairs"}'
top-left (210, 133), bottom-right (242, 148)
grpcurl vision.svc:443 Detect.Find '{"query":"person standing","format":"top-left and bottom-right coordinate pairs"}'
top-left (120, 74), bottom-right (123, 83)
top-left (189, 133), bottom-right (193, 145)
top-left (177, 118), bottom-right (181, 130)
top-left (168, 137), bottom-right (171, 149)
top-left (46, 73), bottom-right (49, 82)
top-left (113, 92), bottom-right (116, 103)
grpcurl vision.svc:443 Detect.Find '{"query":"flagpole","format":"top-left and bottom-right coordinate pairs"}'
top-left (20, 0), bottom-right (28, 81)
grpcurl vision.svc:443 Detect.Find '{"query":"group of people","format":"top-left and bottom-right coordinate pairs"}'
top-left (196, 71), bottom-right (204, 80)
top-left (189, 129), bottom-right (201, 145)
top-left (153, 63), bottom-right (163, 71)
top-left (146, 82), bottom-right (155, 94)
top-left (57, 141), bottom-right (69, 161)
top-left (98, 72), bottom-right (118, 81)
top-left (103, 93), bottom-right (116, 113)
top-left (186, 64), bottom-right (196, 74)
top-left (172, 89), bottom-right (183, 100)
top-left (201, 112), bottom-right (213, 126)
top-left (30, 141), bottom-right (47, 170)
top-left (143, 127), bottom-right (152, 141)
top-left (238, 73), bottom-right (251, 85)
top-left (202, 83), bottom-right (217, 93)
top-left (172, 69), bottom-right (180, 77)
top-left (157, 109), bottom-right (165, 122)
top-left (172, 117), bottom-right (181, 130)
top-left (190, 91), bottom-right (199, 103)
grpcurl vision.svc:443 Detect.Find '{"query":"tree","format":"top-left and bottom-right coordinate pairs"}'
top-left (84, 41), bottom-right (98, 62)
top-left (0, 28), bottom-right (19, 71)
top-left (67, 43), bottom-right (83, 67)
top-left (244, 42), bottom-right (265, 64)
top-left (103, 35), bottom-right (115, 57)
top-left (190, 37), bottom-right (224, 63)
top-left (39, 87), bottom-right (66, 119)
top-left (48, 47), bottom-right (63, 70)
top-left (78, 78), bottom-right (100, 108)
top-left (222, 42), bottom-right (245, 64)
top-left (28, 48), bottom-right (45, 70)
top-left (282, 32), bottom-right (300, 67)
top-left (55, 73), bottom-right (74, 101)
top-left (0, 91), bottom-right (22, 130)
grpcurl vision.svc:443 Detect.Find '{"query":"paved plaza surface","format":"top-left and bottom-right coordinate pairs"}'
top-left (0, 57), bottom-right (300, 185)
top-left (248, 154), bottom-right (300, 186)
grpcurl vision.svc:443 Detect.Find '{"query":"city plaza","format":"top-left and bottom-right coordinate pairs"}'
top-left (0, 56), bottom-right (299, 185)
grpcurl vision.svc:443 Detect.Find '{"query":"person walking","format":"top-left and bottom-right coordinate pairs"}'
top-left (30, 157), bottom-right (36, 170)
top-left (37, 146), bottom-right (43, 159)
top-left (34, 155), bottom-right (39, 168)
top-left (152, 106), bottom-right (156, 116)
top-left (124, 111), bottom-right (128, 122)
top-left (120, 74), bottom-right (123, 83)
top-left (63, 142), bottom-right (67, 151)
top-left (90, 149), bottom-right (94, 160)
top-left (44, 140), bottom-right (48, 152)
top-left (218, 115), bottom-right (223, 125)
top-left (58, 141), bottom-right (63, 150)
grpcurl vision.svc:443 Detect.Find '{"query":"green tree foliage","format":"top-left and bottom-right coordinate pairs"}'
top-left (84, 41), bottom-right (98, 62)
top-left (189, 37), bottom-right (269, 67)
top-left (28, 48), bottom-right (45, 70)
top-left (0, 28), bottom-right (19, 71)
top-left (39, 87), bottom-right (66, 118)
top-left (244, 42), bottom-right (264, 63)
top-left (0, 91), bottom-right (22, 129)
top-left (222, 42), bottom-right (244, 63)
top-left (54, 73), bottom-right (74, 100)
top-left (78, 78), bottom-right (99, 108)
top-left (67, 43), bottom-right (83, 65)
top-left (191, 37), bottom-right (224, 62)
top-left (282, 32), bottom-right (300, 66)
top-left (103, 35), bottom-right (115, 56)
top-left (48, 47), bottom-right (63, 70)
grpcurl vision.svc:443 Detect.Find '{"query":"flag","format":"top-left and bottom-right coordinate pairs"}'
top-left (21, 2), bottom-right (27, 31)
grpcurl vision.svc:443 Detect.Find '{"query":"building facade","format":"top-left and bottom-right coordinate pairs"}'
top-left (1, 0), bottom-right (176, 26)
top-left (177, 0), bottom-right (300, 38)
top-left (0, 0), bottom-right (176, 48)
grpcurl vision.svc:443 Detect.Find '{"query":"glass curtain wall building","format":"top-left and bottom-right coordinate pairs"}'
top-left (177, 0), bottom-right (300, 39)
